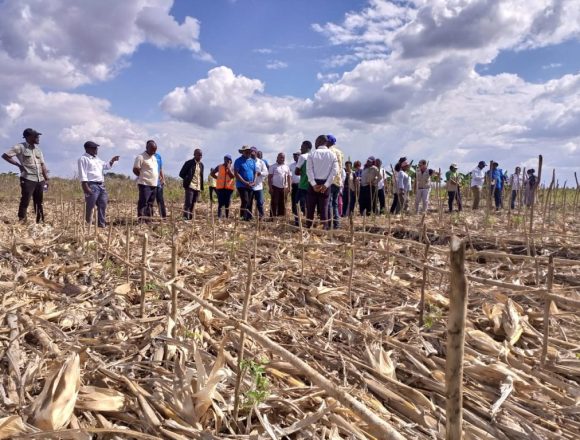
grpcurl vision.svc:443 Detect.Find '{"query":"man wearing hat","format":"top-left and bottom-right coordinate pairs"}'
top-left (446, 163), bottom-right (462, 212)
top-left (233, 145), bottom-right (256, 221)
top-left (179, 148), bottom-right (204, 220)
top-left (2, 128), bottom-right (50, 223)
top-left (488, 161), bottom-right (506, 211)
top-left (470, 160), bottom-right (486, 209)
top-left (326, 134), bottom-right (344, 229)
top-left (78, 141), bottom-right (120, 227)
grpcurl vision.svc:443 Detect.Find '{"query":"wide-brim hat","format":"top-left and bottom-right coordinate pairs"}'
top-left (238, 145), bottom-right (252, 153)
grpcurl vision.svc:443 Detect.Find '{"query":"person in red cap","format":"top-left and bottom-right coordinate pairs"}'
top-left (2, 128), bottom-right (50, 223)
top-left (78, 141), bottom-right (119, 227)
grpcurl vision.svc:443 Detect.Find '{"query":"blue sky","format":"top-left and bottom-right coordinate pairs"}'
top-left (0, 0), bottom-right (579, 181)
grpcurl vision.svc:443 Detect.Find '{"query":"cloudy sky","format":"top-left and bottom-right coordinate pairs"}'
top-left (0, 0), bottom-right (579, 182)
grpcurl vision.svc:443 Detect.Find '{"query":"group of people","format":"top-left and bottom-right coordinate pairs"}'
top-left (2, 129), bottom-right (540, 228)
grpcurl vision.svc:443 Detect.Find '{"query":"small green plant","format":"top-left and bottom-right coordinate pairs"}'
top-left (183, 329), bottom-right (203, 342)
top-left (512, 215), bottom-right (523, 226)
top-left (240, 358), bottom-right (270, 408)
top-left (424, 304), bottom-right (443, 330)
top-left (144, 281), bottom-right (161, 291)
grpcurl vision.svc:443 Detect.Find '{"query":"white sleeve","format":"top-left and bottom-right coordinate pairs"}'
top-left (78, 157), bottom-right (88, 182)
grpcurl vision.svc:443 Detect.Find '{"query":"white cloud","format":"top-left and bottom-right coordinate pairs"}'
top-left (160, 66), bottom-right (298, 131)
top-left (266, 60), bottom-right (289, 70)
top-left (542, 63), bottom-right (563, 69)
top-left (0, 0), bottom-right (210, 91)
top-left (254, 48), bottom-right (274, 54)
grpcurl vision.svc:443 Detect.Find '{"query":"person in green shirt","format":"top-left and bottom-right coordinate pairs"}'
top-left (293, 140), bottom-right (312, 225)
top-left (445, 163), bottom-right (462, 212)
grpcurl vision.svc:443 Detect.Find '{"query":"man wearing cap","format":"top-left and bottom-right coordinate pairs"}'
top-left (305, 135), bottom-right (338, 229)
top-left (133, 141), bottom-right (160, 221)
top-left (234, 146), bottom-right (256, 221)
top-left (289, 151), bottom-right (301, 224)
top-left (396, 160), bottom-right (412, 214)
top-left (375, 158), bottom-right (387, 214)
top-left (2, 128), bottom-right (50, 223)
top-left (210, 155), bottom-right (235, 219)
top-left (470, 161), bottom-right (486, 210)
top-left (446, 163), bottom-right (462, 212)
top-left (389, 157), bottom-right (407, 214)
top-left (326, 134), bottom-right (343, 229)
top-left (524, 169), bottom-right (537, 206)
top-left (268, 152), bottom-right (291, 217)
top-left (179, 148), bottom-right (204, 220)
top-left (78, 141), bottom-right (120, 227)
top-left (489, 161), bottom-right (506, 211)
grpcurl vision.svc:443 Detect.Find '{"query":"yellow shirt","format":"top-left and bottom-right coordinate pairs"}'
top-left (330, 146), bottom-right (344, 187)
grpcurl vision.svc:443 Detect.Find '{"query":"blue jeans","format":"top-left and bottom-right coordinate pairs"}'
top-left (510, 190), bottom-right (518, 210)
top-left (493, 187), bottom-right (502, 210)
top-left (252, 189), bottom-right (264, 218)
top-left (138, 184), bottom-right (157, 221)
top-left (85, 182), bottom-right (108, 227)
top-left (329, 184), bottom-right (341, 228)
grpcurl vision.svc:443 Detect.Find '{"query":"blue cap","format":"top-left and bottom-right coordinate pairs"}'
top-left (368, 156), bottom-right (375, 162)
top-left (327, 134), bottom-right (337, 144)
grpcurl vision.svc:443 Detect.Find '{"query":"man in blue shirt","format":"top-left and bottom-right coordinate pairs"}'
top-left (154, 151), bottom-right (166, 218)
top-left (489, 161), bottom-right (506, 211)
top-left (234, 145), bottom-right (256, 220)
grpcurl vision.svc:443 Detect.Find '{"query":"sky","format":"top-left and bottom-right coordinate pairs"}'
top-left (0, 0), bottom-right (579, 184)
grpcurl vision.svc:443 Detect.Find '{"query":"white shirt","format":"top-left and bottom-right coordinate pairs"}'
top-left (78, 153), bottom-right (112, 182)
top-left (296, 153), bottom-right (309, 171)
top-left (397, 170), bottom-right (411, 192)
top-left (377, 167), bottom-right (387, 190)
top-left (510, 173), bottom-right (522, 190)
top-left (269, 163), bottom-right (291, 189)
top-left (134, 152), bottom-right (159, 186)
top-left (471, 167), bottom-right (485, 187)
top-left (306, 146), bottom-right (338, 188)
top-left (253, 158), bottom-right (268, 191)
top-left (289, 162), bottom-right (300, 184)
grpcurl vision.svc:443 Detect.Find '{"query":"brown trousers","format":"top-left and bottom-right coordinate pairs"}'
top-left (472, 186), bottom-right (481, 209)
top-left (270, 186), bottom-right (286, 217)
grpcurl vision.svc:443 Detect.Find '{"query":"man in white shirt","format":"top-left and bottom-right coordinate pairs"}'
top-left (268, 152), bottom-right (291, 217)
top-left (396, 161), bottom-right (411, 213)
top-left (326, 134), bottom-right (344, 229)
top-left (289, 151), bottom-right (301, 222)
top-left (509, 166), bottom-right (522, 210)
top-left (470, 160), bottom-right (486, 210)
top-left (250, 148), bottom-right (268, 219)
top-left (375, 158), bottom-right (387, 214)
top-left (414, 159), bottom-right (432, 214)
top-left (305, 135), bottom-right (338, 229)
top-left (133, 140), bottom-right (159, 221)
top-left (78, 141), bottom-right (119, 227)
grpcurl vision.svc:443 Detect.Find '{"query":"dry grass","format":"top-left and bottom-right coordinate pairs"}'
top-left (0, 178), bottom-right (578, 439)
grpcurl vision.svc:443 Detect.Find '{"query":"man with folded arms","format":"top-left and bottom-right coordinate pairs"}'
top-left (2, 128), bottom-right (50, 223)
top-left (133, 140), bottom-right (160, 221)
top-left (268, 152), bottom-right (291, 217)
top-left (78, 141), bottom-right (119, 227)
top-left (305, 135), bottom-right (338, 229)
top-left (234, 145), bottom-right (256, 221)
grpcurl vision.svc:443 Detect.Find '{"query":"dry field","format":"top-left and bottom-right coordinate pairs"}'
top-left (0, 174), bottom-right (579, 439)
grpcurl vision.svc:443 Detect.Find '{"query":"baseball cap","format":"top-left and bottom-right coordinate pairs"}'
top-left (367, 156), bottom-right (375, 162)
top-left (23, 128), bottom-right (41, 138)
top-left (224, 154), bottom-right (232, 160)
top-left (327, 134), bottom-right (337, 144)
top-left (84, 141), bottom-right (99, 149)
top-left (478, 160), bottom-right (486, 167)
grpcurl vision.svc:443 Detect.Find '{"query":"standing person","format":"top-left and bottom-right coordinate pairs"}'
top-left (289, 151), bottom-right (301, 224)
top-left (294, 141), bottom-right (312, 225)
top-left (179, 148), bottom-right (204, 220)
top-left (389, 157), bottom-right (407, 214)
top-left (397, 160), bottom-right (412, 214)
top-left (446, 163), bottom-right (462, 212)
top-left (359, 157), bottom-right (381, 216)
top-left (154, 150), bottom-right (166, 218)
top-left (268, 152), bottom-right (291, 217)
top-left (2, 128), bottom-right (50, 223)
top-left (305, 135), bottom-right (338, 229)
top-left (326, 134), bottom-right (344, 229)
top-left (470, 161), bottom-right (486, 210)
top-left (415, 159), bottom-right (433, 214)
top-left (489, 161), bottom-right (505, 211)
top-left (210, 155), bottom-right (235, 219)
top-left (375, 158), bottom-right (387, 214)
top-left (78, 141), bottom-right (119, 227)
top-left (342, 161), bottom-right (356, 217)
top-left (133, 140), bottom-right (160, 221)
top-left (257, 150), bottom-right (269, 170)
top-left (353, 160), bottom-right (362, 208)
top-left (509, 166), bottom-right (522, 210)
top-left (208, 172), bottom-right (217, 203)
top-left (251, 148), bottom-right (268, 219)
top-left (524, 169), bottom-right (537, 207)
top-left (233, 146), bottom-right (256, 221)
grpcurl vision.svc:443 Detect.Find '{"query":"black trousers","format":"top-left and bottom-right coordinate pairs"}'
top-left (156, 186), bottom-right (167, 218)
top-left (19, 178), bottom-right (44, 222)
